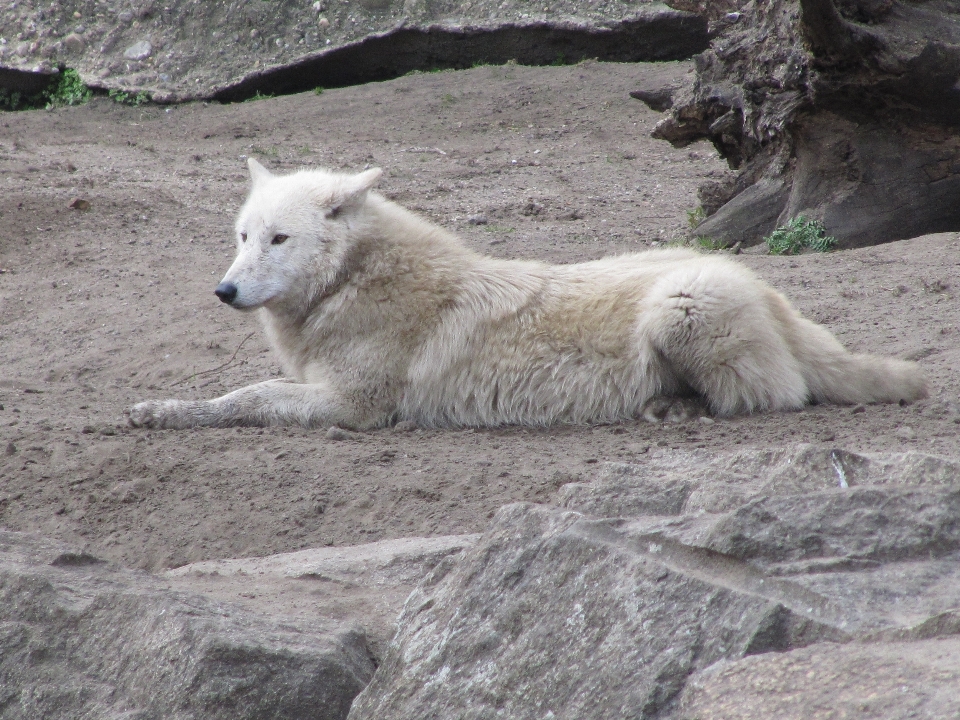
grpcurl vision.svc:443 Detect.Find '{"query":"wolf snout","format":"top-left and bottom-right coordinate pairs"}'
top-left (215, 281), bottom-right (238, 304)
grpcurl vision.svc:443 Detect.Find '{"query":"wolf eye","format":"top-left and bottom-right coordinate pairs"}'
top-left (240, 232), bottom-right (247, 242)
top-left (271, 233), bottom-right (289, 245)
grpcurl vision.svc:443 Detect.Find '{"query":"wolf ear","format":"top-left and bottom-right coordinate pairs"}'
top-left (247, 157), bottom-right (273, 187)
top-left (347, 167), bottom-right (382, 197)
top-left (325, 168), bottom-right (383, 218)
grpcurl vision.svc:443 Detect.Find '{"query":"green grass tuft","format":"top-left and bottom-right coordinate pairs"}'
top-left (764, 216), bottom-right (837, 255)
top-left (695, 235), bottom-right (727, 251)
top-left (1, 68), bottom-right (91, 111)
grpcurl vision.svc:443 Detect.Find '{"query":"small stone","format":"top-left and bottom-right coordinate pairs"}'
top-left (117, 10), bottom-right (134, 23)
top-left (467, 214), bottom-right (488, 225)
top-left (318, 17), bottom-right (330, 29)
top-left (4, 442), bottom-right (15, 456)
top-left (850, 404), bottom-right (866, 414)
top-left (123, 40), bottom-right (152, 61)
top-left (698, 416), bottom-right (715, 424)
top-left (69, 198), bottom-right (90, 211)
top-left (62, 32), bottom-right (85, 54)
top-left (393, 420), bottom-right (418, 432)
top-left (895, 425), bottom-right (917, 440)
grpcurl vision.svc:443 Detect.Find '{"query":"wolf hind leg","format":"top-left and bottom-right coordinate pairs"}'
top-left (640, 395), bottom-right (709, 423)
top-left (638, 265), bottom-right (809, 417)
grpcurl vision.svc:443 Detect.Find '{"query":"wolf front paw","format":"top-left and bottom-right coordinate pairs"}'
top-left (127, 400), bottom-right (198, 429)
top-left (127, 401), bottom-right (166, 428)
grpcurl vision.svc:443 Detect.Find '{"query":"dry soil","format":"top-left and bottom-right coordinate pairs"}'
top-left (1, 60), bottom-right (958, 573)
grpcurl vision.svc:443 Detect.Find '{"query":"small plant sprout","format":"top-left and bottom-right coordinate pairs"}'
top-left (108, 89), bottom-right (151, 106)
top-left (686, 206), bottom-right (706, 230)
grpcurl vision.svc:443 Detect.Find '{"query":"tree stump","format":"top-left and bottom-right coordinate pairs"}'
top-left (651, 0), bottom-right (960, 248)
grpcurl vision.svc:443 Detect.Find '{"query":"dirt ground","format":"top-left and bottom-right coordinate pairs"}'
top-left (1, 60), bottom-right (958, 573)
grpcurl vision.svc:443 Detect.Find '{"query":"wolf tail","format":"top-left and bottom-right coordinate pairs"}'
top-left (790, 313), bottom-right (929, 406)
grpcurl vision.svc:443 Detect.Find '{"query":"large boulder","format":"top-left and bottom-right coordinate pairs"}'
top-left (348, 446), bottom-right (960, 720)
top-left (0, 530), bottom-right (375, 720)
top-left (651, 0), bottom-right (960, 248)
top-left (165, 533), bottom-right (480, 660)
top-left (0, 0), bottom-right (708, 103)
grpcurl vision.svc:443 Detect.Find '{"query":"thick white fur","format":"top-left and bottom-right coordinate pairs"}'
top-left (127, 160), bottom-right (928, 430)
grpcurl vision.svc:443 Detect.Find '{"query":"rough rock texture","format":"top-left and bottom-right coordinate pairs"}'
top-left (349, 445), bottom-right (960, 720)
top-left (654, 0), bottom-right (960, 248)
top-left (166, 534), bottom-right (480, 660)
top-left (0, 0), bottom-right (708, 102)
top-left (557, 444), bottom-right (960, 516)
top-left (681, 637), bottom-right (960, 719)
top-left (0, 530), bottom-right (375, 720)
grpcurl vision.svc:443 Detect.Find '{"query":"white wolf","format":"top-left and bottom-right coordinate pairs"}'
top-left (127, 159), bottom-right (927, 430)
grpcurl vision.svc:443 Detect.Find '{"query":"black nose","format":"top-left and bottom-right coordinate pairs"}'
top-left (215, 282), bottom-right (238, 304)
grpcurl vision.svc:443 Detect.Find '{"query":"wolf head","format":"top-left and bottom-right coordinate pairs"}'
top-left (215, 158), bottom-right (382, 312)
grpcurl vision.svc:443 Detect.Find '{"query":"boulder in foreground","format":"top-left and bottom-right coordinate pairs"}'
top-left (350, 446), bottom-right (960, 719)
top-left (0, 531), bottom-right (374, 720)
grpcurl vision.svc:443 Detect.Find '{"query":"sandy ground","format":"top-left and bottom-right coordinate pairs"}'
top-left (1, 60), bottom-right (958, 574)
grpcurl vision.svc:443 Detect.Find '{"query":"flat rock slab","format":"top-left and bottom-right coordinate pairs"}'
top-left (0, 530), bottom-right (375, 720)
top-left (680, 636), bottom-right (960, 719)
top-left (0, 0), bottom-right (708, 102)
top-left (558, 443), bottom-right (960, 516)
top-left (349, 446), bottom-right (960, 719)
top-left (166, 533), bottom-right (479, 659)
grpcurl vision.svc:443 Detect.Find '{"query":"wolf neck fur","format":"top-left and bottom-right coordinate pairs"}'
top-left (260, 193), bottom-right (480, 369)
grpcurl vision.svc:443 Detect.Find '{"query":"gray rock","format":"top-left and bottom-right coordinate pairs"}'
top-left (0, 530), bottom-right (375, 720)
top-left (166, 533), bottom-right (480, 660)
top-left (680, 637), bottom-right (960, 719)
top-left (350, 446), bottom-right (960, 720)
top-left (348, 503), bottom-right (849, 719)
top-left (123, 40), bottom-right (152, 61)
top-left (557, 444), bottom-right (960, 516)
top-left (0, 0), bottom-right (708, 102)
top-left (61, 32), bottom-right (85, 54)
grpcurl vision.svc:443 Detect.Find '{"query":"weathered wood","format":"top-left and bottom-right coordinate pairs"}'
top-left (653, 0), bottom-right (960, 248)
